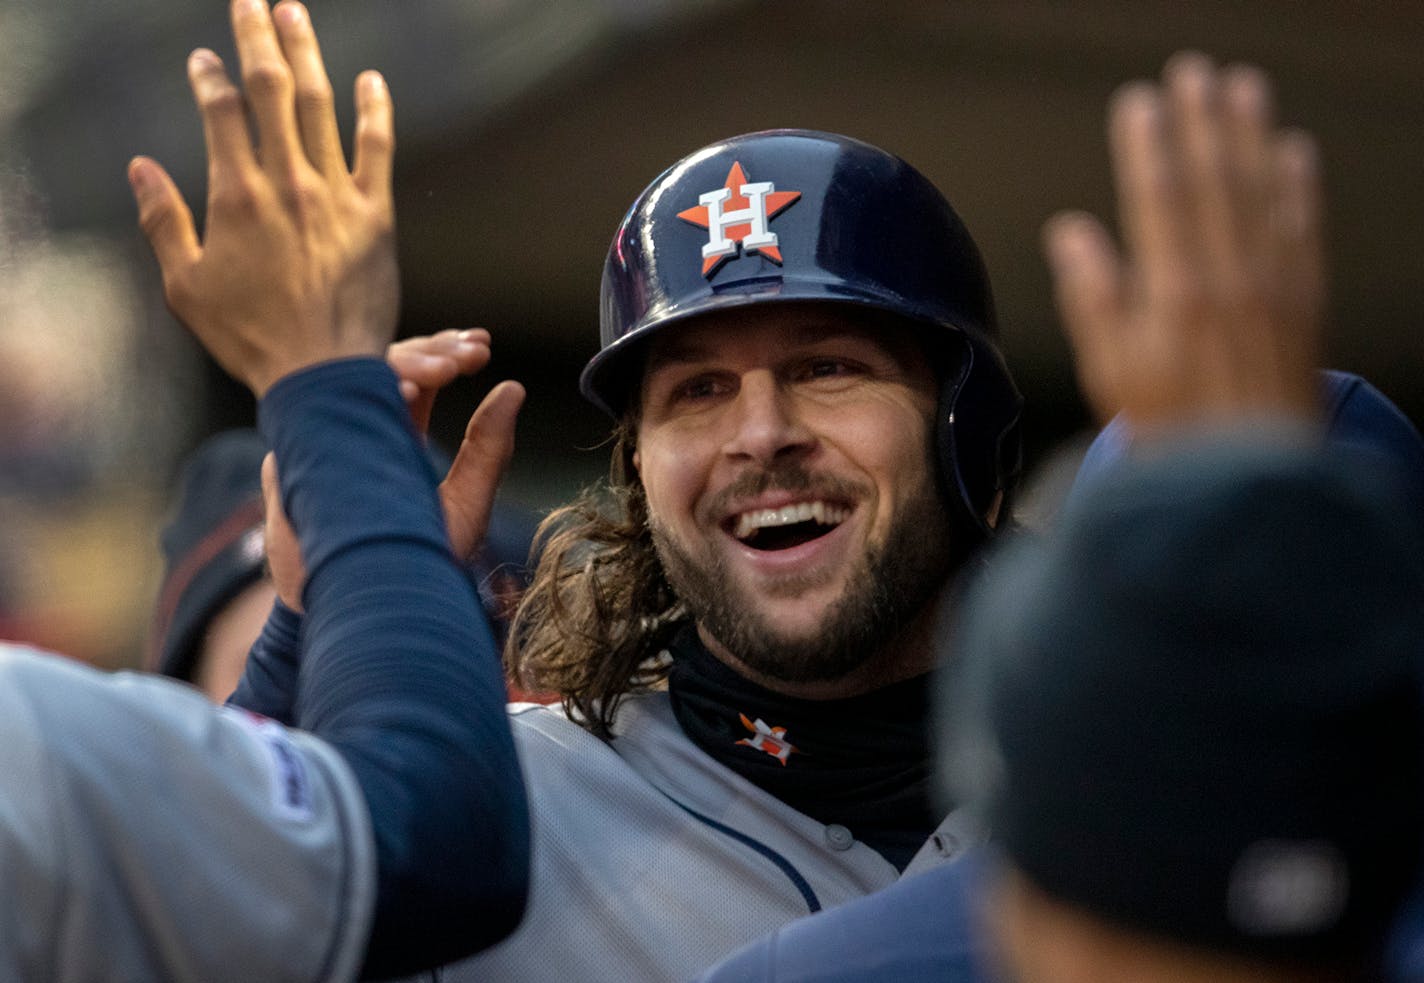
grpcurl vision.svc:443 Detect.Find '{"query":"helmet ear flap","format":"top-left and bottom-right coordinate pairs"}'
top-left (936, 332), bottom-right (1024, 536)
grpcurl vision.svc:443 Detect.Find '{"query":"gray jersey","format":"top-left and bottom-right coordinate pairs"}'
top-left (433, 692), bottom-right (974, 982)
top-left (0, 642), bottom-right (375, 983)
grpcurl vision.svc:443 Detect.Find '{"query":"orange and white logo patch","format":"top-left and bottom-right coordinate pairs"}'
top-left (735, 712), bottom-right (799, 766)
top-left (677, 162), bottom-right (801, 277)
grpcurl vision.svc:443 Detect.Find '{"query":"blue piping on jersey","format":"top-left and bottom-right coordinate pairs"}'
top-left (657, 791), bottom-right (822, 914)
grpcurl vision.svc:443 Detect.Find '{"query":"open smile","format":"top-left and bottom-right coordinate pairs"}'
top-left (723, 499), bottom-right (853, 552)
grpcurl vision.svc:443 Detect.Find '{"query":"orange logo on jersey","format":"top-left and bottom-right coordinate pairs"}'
top-left (677, 162), bottom-right (801, 277)
top-left (735, 713), bottom-right (799, 766)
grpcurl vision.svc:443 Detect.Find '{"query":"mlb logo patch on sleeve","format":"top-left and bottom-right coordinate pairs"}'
top-left (226, 708), bottom-right (317, 822)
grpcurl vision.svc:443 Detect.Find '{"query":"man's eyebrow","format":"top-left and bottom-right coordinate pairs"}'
top-left (644, 342), bottom-right (714, 373)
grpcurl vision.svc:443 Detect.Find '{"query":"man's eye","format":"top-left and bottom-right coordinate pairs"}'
top-left (673, 376), bottom-right (725, 401)
top-left (802, 358), bottom-right (854, 380)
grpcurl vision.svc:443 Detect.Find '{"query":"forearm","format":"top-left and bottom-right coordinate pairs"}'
top-left (227, 599), bottom-right (302, 723)
top-left (259, 358), bottom-right (529, 978)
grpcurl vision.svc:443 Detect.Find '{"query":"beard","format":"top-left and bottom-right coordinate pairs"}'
top-left (648, 464), bottom-right (959, 684)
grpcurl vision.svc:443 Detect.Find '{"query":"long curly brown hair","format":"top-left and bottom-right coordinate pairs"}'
top-left (503, 418), bottom-right (686, 738)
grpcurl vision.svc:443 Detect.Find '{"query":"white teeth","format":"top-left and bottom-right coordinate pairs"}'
top-left (732, 501), bottom-right (849, 540)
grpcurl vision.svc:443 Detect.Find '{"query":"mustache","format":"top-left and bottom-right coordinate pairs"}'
top-left (702, 464), bottom-right (871, 521)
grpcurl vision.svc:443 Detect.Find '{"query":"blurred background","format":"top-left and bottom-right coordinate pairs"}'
top-left (2, 0), bottom-right (1421, 667)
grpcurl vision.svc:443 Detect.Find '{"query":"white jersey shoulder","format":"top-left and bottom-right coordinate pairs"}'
top-left (432, 691), bottom-right (947, 983)
top-left (0, 643), bottom-right (375, 983)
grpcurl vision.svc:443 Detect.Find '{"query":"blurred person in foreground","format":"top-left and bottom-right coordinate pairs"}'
top-left (0, 0), bottom-right (535, 978)
top-left (694, 52), bottom-right (1424, 983)
top-left (951, 409), bottom-right (1423, 983)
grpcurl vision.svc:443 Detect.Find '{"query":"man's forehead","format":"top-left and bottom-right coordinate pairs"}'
top-left (643, 304), bottom-right (920, 369)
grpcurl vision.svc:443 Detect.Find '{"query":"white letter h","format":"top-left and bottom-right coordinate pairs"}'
top-left (700, 181), bottom-right (778, 261)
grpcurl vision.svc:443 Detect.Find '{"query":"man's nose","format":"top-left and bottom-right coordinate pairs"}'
top-left (721, 371), bottom-right (815, 465)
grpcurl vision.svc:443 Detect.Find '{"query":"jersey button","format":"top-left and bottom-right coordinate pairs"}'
top-left (932, 832), bottom-right (961, 858)
top-left (824, 824), bottom-right (854, 851)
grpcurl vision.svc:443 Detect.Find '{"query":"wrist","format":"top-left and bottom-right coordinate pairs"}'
top-left (256, 355), bottom-right (393, 402)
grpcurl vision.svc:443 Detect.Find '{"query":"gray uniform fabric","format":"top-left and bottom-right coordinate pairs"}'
top-left (0, 642), bottom-right (375, 983)
top-left (434, 691), bottom-right (973, 982)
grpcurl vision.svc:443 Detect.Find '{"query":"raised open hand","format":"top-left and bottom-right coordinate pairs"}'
top-left (129, 0), bottom-right (398, 396)
top-left (1044, 53), bottom-right (1325, 435)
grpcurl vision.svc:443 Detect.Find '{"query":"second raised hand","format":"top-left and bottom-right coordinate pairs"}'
top-left (1043, 53), bottom-right (1325, 435)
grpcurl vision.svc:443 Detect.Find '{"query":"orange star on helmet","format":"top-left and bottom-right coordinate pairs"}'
top-left (677, 162), bottom-right (801, 276)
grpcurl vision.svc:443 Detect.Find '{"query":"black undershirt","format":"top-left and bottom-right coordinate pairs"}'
top-left (665, 624), bottom-right (939, 871)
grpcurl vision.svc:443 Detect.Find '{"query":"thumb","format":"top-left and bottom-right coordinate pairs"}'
top-left (129, 156), bottom-right (201, 276)
top-left (261, 451), bottom-right (307, 613)
top-left (440, 381), bottom-right (525, 561)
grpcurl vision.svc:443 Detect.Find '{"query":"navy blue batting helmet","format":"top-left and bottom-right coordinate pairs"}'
top-left (581, 129), bottom-right (1023, 534)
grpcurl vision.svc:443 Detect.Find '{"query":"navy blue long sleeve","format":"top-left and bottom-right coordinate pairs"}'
top-left (255, 358), bottom-right (529, 980)
top-left (229, 599), bottom-right (302, 723)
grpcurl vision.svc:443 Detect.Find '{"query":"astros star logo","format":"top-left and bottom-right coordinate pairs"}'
top-left (735, 713), bottom-right (799, 766)
top-left (677, 162), bottom-right (801, 277)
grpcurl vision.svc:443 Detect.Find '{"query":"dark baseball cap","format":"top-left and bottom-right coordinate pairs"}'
top-left (941, 436), bottom-right (1424, 970)
top-left (149, 429), bottom-right (269, 681)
